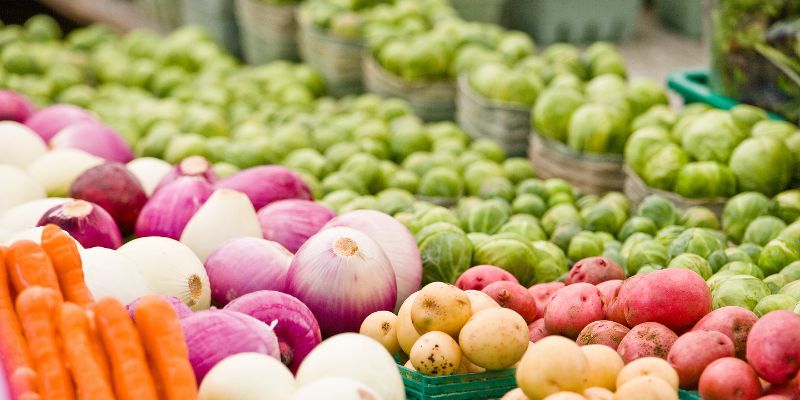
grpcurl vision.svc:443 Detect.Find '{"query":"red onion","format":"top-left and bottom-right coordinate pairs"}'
top-left (24, 104), bottom-right (97, 143)
top-left (127, 294), bottom-right (193, 321)
top-left (324, 210), bottom-right (422, 311)
top-left (286, 227), bottom-right (396, 337)
top-left (257, 200), bottom-right (336, 253)
top-left (205, 237), bottom-right (293, 306)
top-left (215, 166), bottom-right (313, 210)
top-left (50, 120), bottom-right (133, 163)
top-left (0, 90), bottom-right (35, 122)
top-left (180, 309), bottom-right (280, 382)
top-left (224, 290), bottom-right (322, 373)
top-left (154, 156), bottom-right (219, 194)
top-left (70, 162), bottom-right (148, 236)
top-left (135, 177), bottom-right (214, 240)
top-left (37, 199), bottom-right (122, 249)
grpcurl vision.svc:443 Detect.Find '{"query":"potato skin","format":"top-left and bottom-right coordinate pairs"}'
top-left (459, 308), bottom-right (529, 370)
top-left (698, 357), bottom-right (763, 400)
top-left (528, 282), bottom-right (564, 319)
top-left (359, 311), bottom-right (400, 355)
top-left (616, 357), bottom-right (679, 391)
top-left (516, 336), bottom-right (588, 400)
top-left (465, 290), bottom-right (500, 313)
top-left (745, 310), bottom-right (800, 384)
top-left (583, 387), bottom-right (613, 400)
top-left (566, 256), bottom-right (625, 285)
top-left (397, 293), bottom-right (421, 355)
top-left (667, 330), bottom-right (734, 389)
top-left (580, 344), bottom-right (624, 390)
top-left (483, 281), bottom-right (538, 323)
top-left (501, 388), bottom-right (530, 400)
top-left (621, 269), bottom-right (711, 332)
top-left (576, 320), bottom-right (630, 350)
top-left (692, 306), bottom-right (758, 359)
top-left (543, 392), bottom-right (586, 400)
top-left (616, 322), bottom-right (678, 364)
top-left (456, 265), bottom-right (519, 291)
top-left (410, 331), bottom-right (461, 376)
top-left (613, 376), bottom-right (678, 400)
top-left (411, 282), bottom-right (472, 337)
top-left (528, 318), bottom-right (550, 343)
top-left (544, 283), bottom-right (604, 338)
top-left (595, 280), bottom-right (622, 320)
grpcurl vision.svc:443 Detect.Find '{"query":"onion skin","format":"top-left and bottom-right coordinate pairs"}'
top-left (154, 156), bottom-right (219, 194)
top-left (24, 104), bottom-right (97, 143)
top-left (180, 309), bottom-right (281, 383)
top-left (38, 200), bottom-right (122, 249)
top-left (70, 162), bottom-right (148, 236)
top-left (135, 177), bottom-right (214, 240)
top-left (127, 295), bottom-right (193, 321)
top-left (286, 227), bottom-right (397, 337)
top-left (257, 199), bottom-right (335, 253)
top-left (0, 90), bottom-right (35, 122)
top-left (215, 166), bottom-right (313, 210)
top-left (224, 290), bottom-right (322, 373)
top-left (50, 120), bottom-right (134, 163)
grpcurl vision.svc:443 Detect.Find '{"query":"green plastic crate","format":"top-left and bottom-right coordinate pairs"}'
top-left (398, 365), bottom-right (516, 400)
top-left (657, 0), bottom-right (704, 38)
top-left (679, 390), bottom-right (702, 400)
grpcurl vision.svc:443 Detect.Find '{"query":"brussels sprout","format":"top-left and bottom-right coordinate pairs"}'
top-left (163, 134), bottom-right (208, 164)
top-left (541, 203), bottom-right (582, 236)
top-left (743, 216), bottom-right (787, 247)
top-left (601, 192), bottom-right (631, 214)
top-left (723, 192), bottom-right (774, 243)
top-left (532, 86), bottom-right (585, 142)
top-left (712, 275), bottom-right (771, 311)
top-left (764, 273), bottom-right (790, 294)
top-left (375, 188), bottom-right (416, 215)
top-left (549, 73), bottom-right (584, 91)
top-left (719, 261), bottom-right (765, 280)
top-left (566, 103), bottom-right (616, 154)
top-left (341, 153), bottom-right (383, 187)
top-left (516, 178), bottom-right (549, 200)
top-left (581, 201), bottom-right (628, 234)
top-left (402, 152), bottom-right (434, 177)
top-left (213, 162), bottom-right (240, 179)
top-left (680, 206), bottom-right (720, 229)
top-left (545, 178), bottom-right (575, 198)
top-left (622, 232), bottom-right (655, 258)
top-left (668, 227), bottom-right (727, 259)
top-left (681, 110), bottom-right (745, 163)
top-left (458, 150), bottom-right (485, 171)
top-left (637, 265), bottom-right (663, 275)
top-left (668, 253), bottom-right (713, 280)
top-left (339, 196), bottom-right (377, 213)
top-left (631, 105), bottom-right (677, 132)
top-left (618, 216), bottom-right (658, 241)
top-left (774, 189), bottom-right (800, 224)
top-left (467, 232), bottom-right (491, 249)
top-left (320, 189), bottom-right (360, 212)
top-left (729, 137), bottom-right (794, 197)
top-left (550, 223), bottom-right (583, 253)
top-left (466, 201), bottom-right (511, 234)
top-left (474, 234), bottom-right (537, 285)
top-left (499, 219), bottom-right (547, 242)
top-left (416, 222), bottom-right (473, 284)
top-left (322, 171), bottom-right (368, 195)
top-left (464, 160), bottom-right (505, 195)
top-left (724, 247), bottom-right (753, 264)
top-left (531, 240), bottom-right (569, 283)
top-left (470, 139), bottom-right (506, 163)
top-left (576, 195), bottom-right (599, 211)
top-left (603, 244), bottom-right (627, 273)
top-left (754, 294), bottom-right (798, 317)
top-left (626, 79), bottom-right (669, 116)
top-left (512, 194), bottom-right (547, 217)
top-left (780, 261), bottom-right (800, 282)
top-left (585, 74), bottom-right (627, 104)
top-left (503, 158), bottom-right (536, 184)
top-left (456, 197), bottom-right (483, 227)
top-left (547, 192), bottom-right (575, 208)
top-left (324, 142), bottom-right (361, 170)
top-left (478, 176), bottom-right (516, 202)
top-left (674, 162), bottom-right (737, 199)
top-left (595, 231), bottom-right (617, 244)
top-left (751, 120), bottom-right (797, 141)
top-left (568, 231), bottom-right (605, 261)
top-left (707, 271), bottom-right (738, 292)
top-left (389, 117), bottom-right (431, 161)
top-left (386, 169), bottom-right (419, 193)
top-left (627, 239), bottom-right (669, 274)
top-left (637, 195), bottom-right (679, 229)
top-left (729, 104), bottom-right (769, 131)
top-left (414, 206), bottom-right (460, 234)
top-left (759, 239), bottom-right (800, 276)
top-left (779, 281), bottom-right (800, 301)
top-left (641, 144), bottom-right (689, 190)
top-left (779, 221), bottom-right (800, 245)
top-left (624, 127), bottom-right (672, 175)
top-left (418, 167), bottom-right (463, 199)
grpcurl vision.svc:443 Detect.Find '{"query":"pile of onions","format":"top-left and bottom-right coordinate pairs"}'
top-left (0, 90), bottom-right (35, 122)
top-left (0, 165), bottom-right (45, 215)
top-left (26, 149), bottom-right (103, 196)
top-left (70, 162), bottom-right (148, 235)
top-left (135, 177), bottom-right (213, 240)
top-left (38, 199), bottom-right (122, 249)
top-left (0, 198), bottom-right (70, 232)
top-left (205, 238), bottom-right (293, 306)
top-left (215, 166), bottom-right (312, 210)
top-left (257, 199), bottom-right (335, 253)
top-left (0, 121), bottom-right (47, 169)
top-left (324, 210), bottom-right (422, 311)
top-left (50, 120), bottom-right (133, 163)
top-left (155, 156), bottom-right (219, 193)
top-left (286, 227), bottom-right (397, 337)
top-left (24, 104), bottom-right (97, 142)
top-left (126, 157), bottom-right (171, 197)
top-left (127, 294), bottom-right (193, 321)
top-left (80, 247), bottom-right (155, 304)
top-left (224, 290), bottom-right (322, 373)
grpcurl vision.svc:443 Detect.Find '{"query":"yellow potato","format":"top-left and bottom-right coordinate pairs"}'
top-left (397, 292), bottom-right (421, 355)
top-left (411, 282), bottom-right (472, 337)
top-left (516, 336), bottom-right (589, 400)
top-left (543, 392), bottom-right (586, 400)
top-left (410, 331), bottom-right (461, 376)
top-left (501, 388), bottom-right (530, 400)
top-left (580, 345), bottom-right (624, 390)
top-left (459, 308), bottom-right (529, 370)
top-left (403, 359), bottom-right (415, 371)
top-left (465, 290), bottom-right (500, 312)
top-left (460, 357), bottom-right (485, 373)
top-left (583, 387), bottom-right (614, 400)
top-left (613, 376), bottom-right (678, 400)
top-left (359, 311), bottom-right (400, 355)
top-left (616, 357), bottom-right (679, 391)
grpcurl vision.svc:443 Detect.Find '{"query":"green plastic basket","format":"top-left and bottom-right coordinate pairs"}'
top-left (398, 365), bottom-right (517, 400)
top-left (679, 389), bottom-right (702, 400)
top-left (657, 0), bottom-right (704, 38)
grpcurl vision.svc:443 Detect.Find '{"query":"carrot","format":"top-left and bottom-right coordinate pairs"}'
top-left (15, 287), bottom-right (74, 400)
top-left (93, 297), bottom-right (157, 400)
top-left (10, 367), bottom-right (40, 400)
top-left (0, 247), bottom-right (34, 379)
top-left (134, 296), bottom-right (198, 400)
top-left (58, 303), bottom-right (114, 400)
top-left (41, 225), bottom-right (93, 306)
top-left (6, 241), bottom-right (62, 301)
top-left (83, 307), bottom-right (111, 385)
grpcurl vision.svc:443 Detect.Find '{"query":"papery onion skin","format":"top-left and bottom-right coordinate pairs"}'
top-left (286, 227), bottom-right (397, 337)
top-left (205, 238), bottom-right (293, 306)
top-left (135, 177), bottom-right (214, 240)
top-left (180, 309), bottom-right (281, 383)
top-left (80, 247), bottom-right (154, 305)
top-left (0, 121), bottom-right (47, 169)
top-left (155, 156), bottom-right (219, 194)
top-left (257, 199), bottom-right (335, 253)
top-left (224, 290), bottom-right (322, 373)
top-left (0, 165), bottom-right (46, 215)
top-left (24, 104), bottom-right (97, 143)
top-left (0, 198), bottom-right (71, 232)
top-left (50, 120), bottom-right (134, 163)
top-left (127, 294), bottom-right (193, 321)
top-left (0, 90), bottom-right (36, 122)
top-left (70, 162), bottom-right (148, 236)
top-left (126, 157), bottom-right (171, 197)
top-left (38, 199), bottom-right (122, 249)
top-left (215, 166), bottom-right (313, 210)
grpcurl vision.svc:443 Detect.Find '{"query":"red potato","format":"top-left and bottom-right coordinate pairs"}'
top-left (622, 269), bottom-right (711, 332)
top-left (667, 330), bottom-right (735, 389)
top-left (763, 376), bottom-right (800, 399)
top-left (544, 283), bottom-right (604, 338)
top-left (456, 265), bottom-right (518, 291)
top-left (692, 306), bottom-right (758, 360)
top-left (617, 322), bottom-right (678, 364)
top-left (576, 320), bottom-right (630, 350)
top-left (482, 281), bottom-right (537, 323)
top-left (566, 257), bottom-right (625, 285)
top-left (746, 311), bottom-right (800, 385)
top-left (528, 282), bottom-right (564, 319)
top-left (606, 275), bottom-right (645, 327)
top-left (528, 318), bottom-right (550, 343)
top-left (596, 280), bottom-right (622, 318)
top-left (758, 396), bottom-right (792, 400)
top-left (698, 357), bottom-right (763, 400)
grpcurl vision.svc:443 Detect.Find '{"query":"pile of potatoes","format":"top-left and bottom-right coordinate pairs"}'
top-left (359, 282), bottom-right (531, 375)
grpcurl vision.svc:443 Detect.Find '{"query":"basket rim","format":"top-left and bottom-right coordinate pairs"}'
top-left (363, 54), bottom-right (455, 92)
top-left (530, 132), bottom-right (624, 164)
top-left (295, 7), bottom-right (366, 49)
top-left (623, 164), bottom-right (729, 206)
top-left (456, 74), bottom-right (531, 113)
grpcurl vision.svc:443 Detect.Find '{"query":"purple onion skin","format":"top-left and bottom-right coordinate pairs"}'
top-left (154, 156), bottom-right (219, 194)
top-left (127, 295), bottom-right (193, 321)
top-left (38, 201), bottom-right (123, 249)
top-left (205, 237), bottom-right (293, 306)
top-left (24, 104), bottom-right (97, 143)
top-left (257, 200), bottom-right (335, 253)
top-left (224, 290), bottom-right (322, 373)
top-left (51, 120), bottom-right (133, 163)
top-left (215, 166), bottom-right (313, 210)
top-left (180, 309), bottom-right (280, 382)
top-left (135, 177), bottom-right (214, 240)
top-left (70, 162), bottom-right (148, 236)
top-left (0, 90), bottom-right (35, 122)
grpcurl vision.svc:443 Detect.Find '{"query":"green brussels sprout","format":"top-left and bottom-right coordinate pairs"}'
top-left (466, 201), bottom-right (511, 235)
top-left (759, 239), bottom-right (800, 276)
top-left (626, 79), bottom-right (669, 116)
top-left (389, 117), bottom-right (431, 161)
top-left (320, 189), bottom-right (360, 212)
top-left (499, 219), bottom-right (547, 242)
top-left (754, 294), bottom-right (798, 317)
top-left (418, 167), bottom-right (463, 199)
top-left (739, 243), bottom-right (763, 263)
top-left (401, 152), bottom-right (433, 177)
top-left (458, 150), bottom-right (485, 171)
top-left (566, 103), bottom-right (616, 154)
top-left (213, 162), bottom-right (240, 179)
top-left (576, 195), bottom-right (600, 211)
top-left (414, 206), bottom-right (460, 233)
top-left (516, 178), bottom-right (549, 200)
top-left (729, 104), bottom-right (769, 131)
top-left (550, 223), bottom-right (583, 253)
top-left (532, 86), bottom-right (585, 142)
top-left (283, 149), bottom-right (327, 178)
top-left (674, 162), bottom-right (737, 199)
top-left (719, 261), bottom-right (765, 280)
top-left (456, 197), bottom-right (483, 227)
top-left (498, 30), bottom-right (536, 62)
top-left (681, 110), bottom-right (744, 163)
top-left (375, 188), bottom-right (416, 215)
top-left (503, 158), bottom-right (536, 184)
top-left (601, 192), bottom-right (631, 214)
top-left (387, 170), bottom-right (419, 193)
top-left (618, 216), bottom-right (658, 241)
top-left (548, 73), bottom-right (584, 91)
top-left (416, 222), bottom-right (473, 284)
top-left (531, 240), bottom-right (569, 283)
top-left (637, 195), bottom-right (679, 229)
top-left (729, 137), bottom-right (794, 197)
top-left (568, 231), bottom-right (605, 261)
top-left (680, 206), bottom-right (720, 229)
top-left (627, 239), bottom-right (669, 274)
top-left (163, 134), bottom-right (207, 164)
top-left (474, 234), bottom-right (537, 285)
top-left (595, 231), bottom-right (617, 244)
top-left (470, 139), bottom-right (506, 163)
top-left (373, 161), bottom-right (399, 192)
top-left (637, 265), bottom-right (663, 275)
top-left (707, 271), bottom-right (738, 292)
top-left (433, 138), bottom-right (467, 154)
top-left (464, 160), bottom-right (505, 195)
top-left (135, 122), bottom-right (180, 158)
top-left (764, 273), bottom-right (790, 294)
top-left (339, 196), bottom-right (377, 213)
top-left (467, 232), bottom-right (491, 249)
top-left (624, 127), bottom-right (672, 175)
top-left (724, 247), bottom-right (753, 264)
top-left (712, 275), bottom-right (771, 311)
top-left (541, 203), bottom-right (582, 236)
top-left (512, 194), bottom-right (547, 217)
top-left (743, 216), bottom-right (787, 247)
top-left (780, 261), bottom-right (800, 281)
top-left (622, 232), bottom-right (655, 258)
top-left (641, 143), bottom-right (690, 190)
top-left (723, 192), bottom-right (774, 243)
top-left (324, 142), bottom-right (361, 170)
top-left (547, 192), bottom-right (575, 208)
top-left (751, 120), bottom-right (797, 141)
top-left (779, 221), bottom-right (800, 245)
top-left (631, 105), bottom-right (677, 132)
top-left (478, 177), bottom-right (516, 202)
top-left (668, 228), bottom-right (727, 259)
top-left (545, 178), bottom-right (575, 198)
top-left (774, 190), bottom-right (800, 224)
top-left (296, 171), bottom-right (323, 199)
top-left (585, 74), bottom-right (627, 104)
top-left (313, 126), bottom-right (351, 153)
top-left (25, 15), bottom-right (62, 41)
top-left (603, 244), bottom-right (627, 272)
top-left (322, 171), bottom-right (368, 195)
top-left (779, 281), bottom-right (800, 301)
top-left (581, 201), bottom-right (628, 234)
top-left (360, 138), bottom-right (391, 159)
top-left (668, 253), bottom-right (713, 280)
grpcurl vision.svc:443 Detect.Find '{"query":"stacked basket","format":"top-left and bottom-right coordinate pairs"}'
top-left (235, 0), bottom-right (299, 64)
top-left (181, 0), bottom-right (241, 57)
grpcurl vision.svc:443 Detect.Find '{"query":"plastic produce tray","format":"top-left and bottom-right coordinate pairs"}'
top-left (398, 365), bottom-right (516, 400)
top-left (679, 390), bottom-right (702, 400)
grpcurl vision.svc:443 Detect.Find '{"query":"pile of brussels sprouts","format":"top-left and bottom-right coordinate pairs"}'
top-left (300, 0), bottom-right (394, 40)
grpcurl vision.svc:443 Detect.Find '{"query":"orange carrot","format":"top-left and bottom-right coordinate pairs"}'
top-left (10, 367), bottom-right (40, 400)
top-left (58, 303), bottom-right (114, 400)
top-left (15, 287), bottom-right (74, 400)
top-left (41, 226), bottom-right (93, 306)
top-left (134, 296), bottom-right (198, 400)
top-left (0, 247), bottom-right (33, 374)
top-left (94, 297), bottom-right (157, 400)
top-left (6, 241), bottom-right (62, 301)
top-left (82, 307), bottom-right (111, 385)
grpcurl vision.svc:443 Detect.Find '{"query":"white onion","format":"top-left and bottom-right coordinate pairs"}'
top-left (126, 157), bottom-right (172, 197)
top-left (81, 247), bottom-right (155, 304)
top-left (296, 333), bottom-right (404, 400)
top-left (0, 198), bottom-right (71, 232)
top-left (0, 121), bottom-right (47, 168)
top-left (198, 353), bottom-right (296, 400)
top-left (27, 149), bottom-right (103, 196)
top-left (118, 237), bottom-right (211, 311)
top-left (180, 189), bottom-right (262, 262)
top-left (0, 165), bottom-right (45, 215)
top-left (291, 377), bottom-right (382, 400)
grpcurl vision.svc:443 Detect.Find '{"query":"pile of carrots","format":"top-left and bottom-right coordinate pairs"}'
top-left (0, 224), bottom-right (198, 400)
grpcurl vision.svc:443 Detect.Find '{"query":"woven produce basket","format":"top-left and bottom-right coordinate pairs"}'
top-left (623, 166), bottom-right (728, 216)
top-left (456, 74), bottom-right (530, 157)
top-left (142, 0), bottom-right (182, 30)
top-left (449, 0), bottom-right (508, 24)
top-left (528, 133), bottom-right (625, 195)
top-left (234, 0), bottom-right (298, 64)
top-left (182, 0), bottom-right (241, 57)
top-left (362, 55), bottom-right (456, 122)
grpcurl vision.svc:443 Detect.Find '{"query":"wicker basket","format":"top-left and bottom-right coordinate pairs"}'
top-left (362, 55), bottom-right (456, 122)
top-left (182, 0), bottom-right (241, 57)
top-left (449, 0), bottom-right (508, 24)
top-left (234, 0), bottom-right (298, 64)
top-left (528, 133), bottom-right (625, 195)
top-left (623, 166), bottom-right (728, 216)
top-left (142, 0), bottom-right (182, 30)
